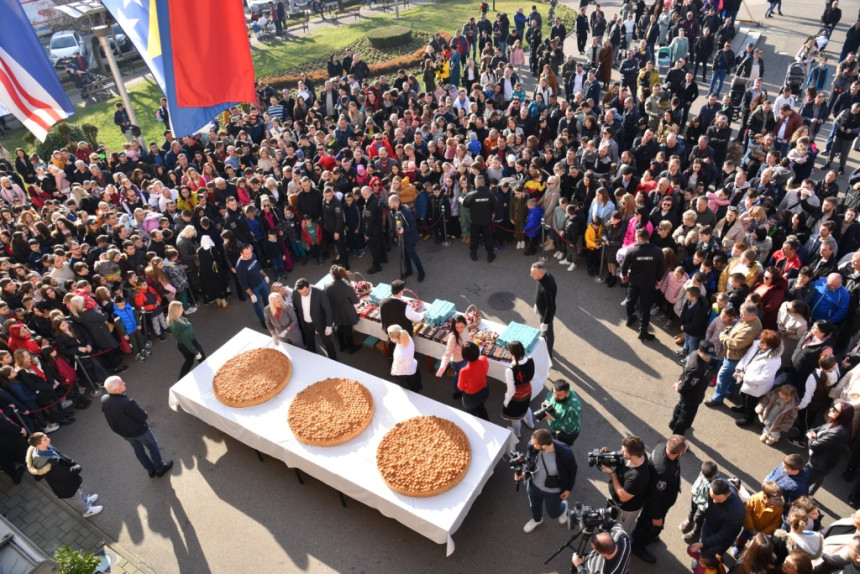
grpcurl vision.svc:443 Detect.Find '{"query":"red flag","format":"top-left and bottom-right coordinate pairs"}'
top-left (166, 0), bottom-right (256, 108)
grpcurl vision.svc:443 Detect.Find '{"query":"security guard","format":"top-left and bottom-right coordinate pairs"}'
top-left (630, 436), bottom-right (687, 563)
top-left (462, 174), bottom-right (498, 263)
top-left (621, 228), bottom-right (665, 341)
top-left (322, 186), bottom-right (348, 269)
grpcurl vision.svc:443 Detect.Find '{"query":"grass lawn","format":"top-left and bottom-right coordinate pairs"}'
top-left (1, 0), bottom-right (569, 154)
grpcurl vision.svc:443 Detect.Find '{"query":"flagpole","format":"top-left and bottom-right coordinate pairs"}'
top-left (93, 25), bottom-right (139, 129)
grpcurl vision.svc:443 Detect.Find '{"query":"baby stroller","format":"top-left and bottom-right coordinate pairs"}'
top-left (785, 62), bottom-right (806, 96)
top-left (656, 46), bottom-right (671, 77)
top-left (729, 76), bottom-right (747, 121)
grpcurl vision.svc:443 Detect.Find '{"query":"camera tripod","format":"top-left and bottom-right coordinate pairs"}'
top-left (543, 524), bottom-right (596, 567)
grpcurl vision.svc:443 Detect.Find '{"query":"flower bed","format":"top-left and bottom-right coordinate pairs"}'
top-left (263, 30), bottom-right (450, 90)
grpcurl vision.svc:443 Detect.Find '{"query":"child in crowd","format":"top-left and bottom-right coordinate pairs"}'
top-left (262, 229), bottom-right (286, 280)
top-left (113, 296), bottom-right (148, 362)
top-left (510, 186), bottom-right (529, 250)
top-left (730, 481), bottom-right (785, 557)
top-left (559, 203), bottom-right (586, 272)
top-left (583, 215), bottom-right (603, 276)
top-left (523, 198), bottom-right (543, 256)
top-left (301, 213), bottom-right (323, 265)
top-left (681, 460), bottom-right (723, 543)
top-left (278, 206), bottom-right (306, 262)
top-left (756, 384), bottom-right (800, 445)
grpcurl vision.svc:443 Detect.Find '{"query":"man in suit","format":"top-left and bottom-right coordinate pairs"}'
top-left (380, 280), bottom-right (426, 357)
top-left (291, 277), bottom-right (337, 359)
top-left (360, 185), bottom-right (386, 275)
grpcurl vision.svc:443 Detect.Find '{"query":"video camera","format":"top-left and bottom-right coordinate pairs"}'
top-left (567, 501), bottom-right (619, 531)
top-left (586, 449), bottom-right (624, 468)
top-left (534, 400), bottom-right (558, 422)
top-left (508, 451), bottom-right (531, 491)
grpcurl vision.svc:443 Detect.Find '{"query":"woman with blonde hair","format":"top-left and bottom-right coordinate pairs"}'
top-left (264, 292), bottom-right (302, 347)
top-left (387, 324), bottom-right (422, 393)
top-left (166, 301), bottom-right (205, 379)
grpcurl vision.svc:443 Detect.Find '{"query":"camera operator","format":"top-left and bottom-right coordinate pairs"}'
top-left (571, 521), bottom-right (632, 574)
top-left (539, 379), bottom-right (582, 446)
top-left (515, 429), bottom-right (579, 534)
top-left (600, 436), bottom-right (651, 534)
top-left (630, 435), bottom-right (688, 564)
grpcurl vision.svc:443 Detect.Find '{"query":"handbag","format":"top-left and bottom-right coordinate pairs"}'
top-left (540, 452), bottom-right (562, 489)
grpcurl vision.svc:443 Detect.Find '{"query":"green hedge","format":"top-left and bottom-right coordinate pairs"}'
top-left (366, 25), bottom-right (411, 50)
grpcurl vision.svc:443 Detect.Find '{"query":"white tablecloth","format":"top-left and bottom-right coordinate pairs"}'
top-left (314, 275), bottom-right (552, 399)
top-left (168, 328), bottom-right (513, 555)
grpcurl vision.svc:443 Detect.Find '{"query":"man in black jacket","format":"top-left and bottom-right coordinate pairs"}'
top-left (101, 376), bottom-right (173, 478)
top-left (630, 436), bottom-right (688, 563)
top-left (689, 478), bottom-right (745, 557)
top-left (516, 428), bottom-right (578, 534)
top-left (291, 277), bottom-right (336, 359)
top-left (26, 432), bottom-right (102, 517)
top-left (360, 185), bottom-right (386, 274)
top-left (531, 261), bottom-right (557, 358)
top-left (621, 228), bottom-right (666, 341)
top-left (462, 175), bottom-right (498, 263)
top-left (322, 187), bottom-right (348, 269)
top-left (670, 339), bottom-right (719, 435)
top-left (388, 195), bottom-right (425, 281)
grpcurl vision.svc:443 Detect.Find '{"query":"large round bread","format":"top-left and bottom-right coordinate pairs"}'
top-left (288, 378), bottom-right (374, 446)
top-left (212, 348), bottom-right (292, 407)
top-left (376, 416), bottom-right (471, 497)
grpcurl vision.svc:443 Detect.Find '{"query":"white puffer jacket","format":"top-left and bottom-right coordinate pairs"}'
top-left (737, 339), bottom-right (784, 398)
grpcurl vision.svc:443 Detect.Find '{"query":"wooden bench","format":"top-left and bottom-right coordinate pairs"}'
top-left (284, 15), bottom-right (310, 34)
top-left (332, 5), bottom-right (361, 21)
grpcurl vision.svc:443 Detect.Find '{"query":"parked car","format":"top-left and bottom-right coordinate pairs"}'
top-left (108, 23), bottom-right (131, 54)
top-left (246, 0), bottom-right (270, 14)
top-left (49, 30), bottom-right (88, 67)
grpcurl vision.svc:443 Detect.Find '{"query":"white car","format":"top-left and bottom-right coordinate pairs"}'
top-left (246, 0), bottom-right (271, 14)
top-left (49, 31), bottom-right (88, 67)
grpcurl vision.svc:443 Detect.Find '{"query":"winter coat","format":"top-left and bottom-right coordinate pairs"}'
top-left (324, 279), bottom-right (360, 327)
top-left (26, 446), bottom-right (82, 499)
top-left (737, 340), bottom-right (784, 397)
top-left (807, 423), bottom-right (849, 474)
top-left (743, 491), bottom-right (785, 534)
top-left (720, 317), bottom-right (763, 361)
top-left (772, 528), bottom-right (824, 560)
top-left (72, 309), bottom-right (118, 351)
top-left (263, 303), bottom-right (303, 346)
top-left (756, 389), bottom-right (799, 432)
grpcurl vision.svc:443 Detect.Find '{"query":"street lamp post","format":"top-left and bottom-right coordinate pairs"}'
top-left (92, 25), bottom-right (138, 127)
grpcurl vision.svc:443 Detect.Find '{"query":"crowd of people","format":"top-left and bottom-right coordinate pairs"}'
top-left (0, 0), bottom-right (859, 569)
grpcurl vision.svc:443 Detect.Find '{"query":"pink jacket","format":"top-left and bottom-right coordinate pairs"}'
top-left (660, 271), bottom-right (689, 304)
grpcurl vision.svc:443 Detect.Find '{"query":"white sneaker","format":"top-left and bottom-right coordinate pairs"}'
top-left (82, 505), bottom-right (103, 518)
top-left (620, 297), bottom-right (628, 306)
top-left (523, 518), bottom-right (543, 533)
top-left (186, 306), bottom-right (198, 315)
top-left (567, 263), bottom-right (577, 271)
top-left (86, 494), bottom-right (99, 505)
top-left (554, 251), bottom-right (564, 259)
top-left (557, 501), bottom-right (568, 524)
top-left (558, 259), bottom-right (570, 265)
top-left (44, 423), bottom-right (59, 433)
top-left (517, 241), bottom-right (524, 249)
top-left (61, 399), bottom-right (73, 409)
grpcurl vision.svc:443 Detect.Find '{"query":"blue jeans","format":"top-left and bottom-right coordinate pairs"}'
top-left (270, 256), bottom-right (285, 277)
top-left (451, 359), bottom-right (467, 394)
top-left (403, 240), bottom-right (424, 275)
top-left (249, 282), bottom-right (271, 324)
top-left (709, 69), bottom-right (727, 97)
top-left (713, 358), bottom-right (740, 402)
top-left (825, 123), bottom-right (838, 153)
top-left (526, 478), bottom-right (565, 522)
top-left (682, 334), bottom-right (700, 356)
top-left (125, 429), bottom-right (164, 474)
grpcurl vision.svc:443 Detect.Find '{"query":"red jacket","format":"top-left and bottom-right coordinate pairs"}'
top-left (132, 285), bottom-right (162, 312)
top-left (458, 356), bottom-right (489, 394)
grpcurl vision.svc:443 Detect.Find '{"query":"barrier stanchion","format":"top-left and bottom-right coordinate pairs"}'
top-left (75, 355), bottom-right (103, 397)
top-left (539, 218), bottom-right (548, 261)
top-left (441, 202), bottom-right (450, 246)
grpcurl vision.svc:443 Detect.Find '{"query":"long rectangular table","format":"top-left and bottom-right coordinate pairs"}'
top-left (314, 275), bottom-right (552, 399)
top-left (168, 328), bottom-right (513, 555)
